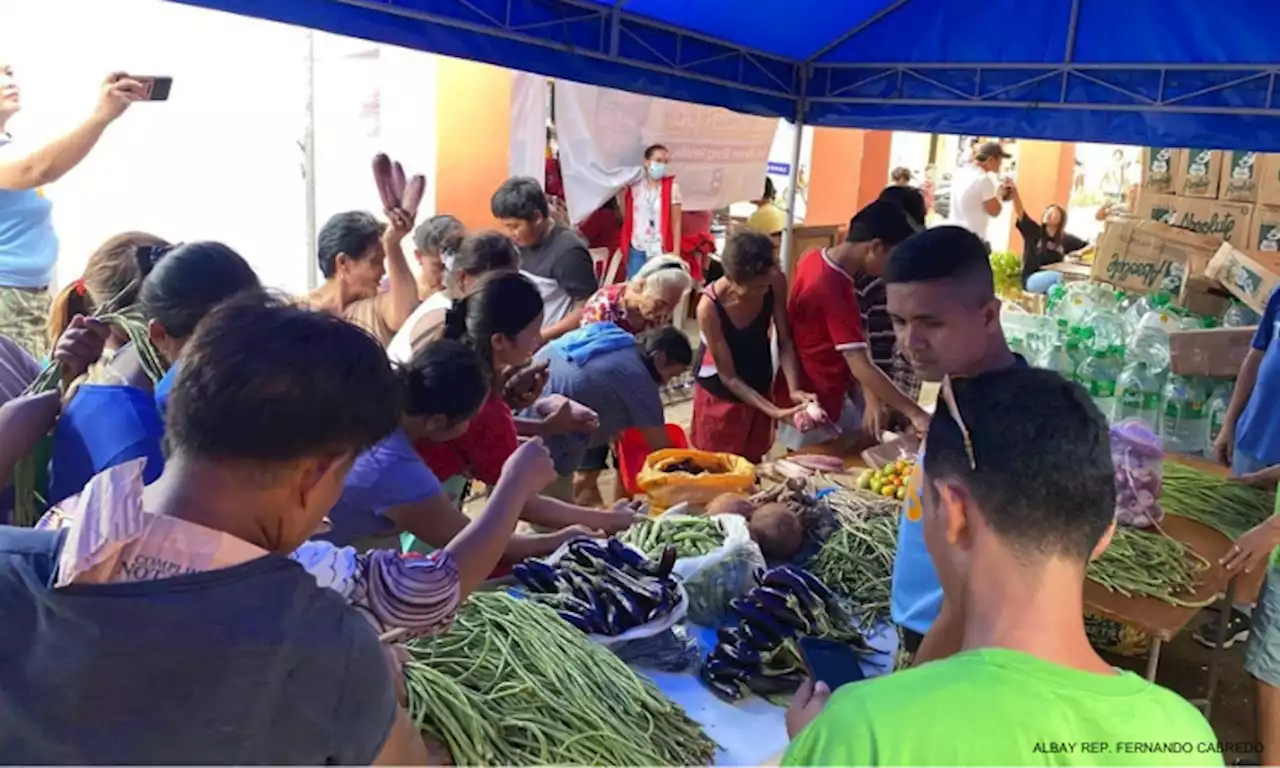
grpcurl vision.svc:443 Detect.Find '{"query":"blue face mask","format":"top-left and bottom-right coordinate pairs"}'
top-left (648, 162), bottom-right (667, 180)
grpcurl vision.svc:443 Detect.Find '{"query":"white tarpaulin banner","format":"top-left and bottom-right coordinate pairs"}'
top-left (509, 72), bottom-right (549, 184)
top-left (552, 81), bottom-right (777, 224)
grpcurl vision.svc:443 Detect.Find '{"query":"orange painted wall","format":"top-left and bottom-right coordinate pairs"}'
top-left (434, 57), bottom-right (511, 230)
top-left (805, 127), bottom-right (892, 228)
top-left (1008, 140), bottom-right (1075, 249)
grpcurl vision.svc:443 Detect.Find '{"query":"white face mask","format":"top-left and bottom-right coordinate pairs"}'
top-left (648, 162), bottom-right (667, 180)
top-left (440, 249), bottom-right (457, 273)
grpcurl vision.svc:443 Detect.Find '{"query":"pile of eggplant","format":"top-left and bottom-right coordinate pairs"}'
top-left (512, 538), bottom-right (684, 637)
top-left (701, 565), bottom-right (866, 701)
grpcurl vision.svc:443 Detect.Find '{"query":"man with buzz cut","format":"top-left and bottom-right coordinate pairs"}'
top-left (782, 366), bottom-right (1219, 767)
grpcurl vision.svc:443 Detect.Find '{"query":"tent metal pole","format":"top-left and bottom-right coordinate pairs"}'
top-left (780, 75), bottom-right (807, 276)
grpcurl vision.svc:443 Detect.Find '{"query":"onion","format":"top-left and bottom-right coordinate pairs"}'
top-left (748, 502), bottom-right (804, 560)
top-left (804, 401), bottom-right (828, 422)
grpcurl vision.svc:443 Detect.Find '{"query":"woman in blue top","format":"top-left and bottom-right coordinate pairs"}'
top-left (0, 67), bottom-right (147, 359)
top-left (48, 242), bottom-right (261, 505)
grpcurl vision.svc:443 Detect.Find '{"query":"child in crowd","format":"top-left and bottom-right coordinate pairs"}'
top-left (784, 368), bottom-right (1218, 766)
top-left (418, 270), bottom-right (641, 533)
top-left (692, 229), bottom-right (810, 463)
top-left (49, 241), bottom-right (260, 504)
top-left (317, 337), bottom-right (594, 562)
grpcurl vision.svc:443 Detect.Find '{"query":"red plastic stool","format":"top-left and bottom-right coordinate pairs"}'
top-left (614, 424), bottom-right (689, 498)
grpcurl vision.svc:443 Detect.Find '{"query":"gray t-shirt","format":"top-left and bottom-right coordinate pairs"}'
top-left (0, 527), bottom-right (396, 765)
top-left (531, 343), bottom-right (665, 476)
top-left (519, 225), bottom-right (597, 330)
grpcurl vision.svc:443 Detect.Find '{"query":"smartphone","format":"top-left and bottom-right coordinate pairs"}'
top-left (134, 76), bottom-right (173, 101)
top-left (797, 637), bottom-right (866, 691)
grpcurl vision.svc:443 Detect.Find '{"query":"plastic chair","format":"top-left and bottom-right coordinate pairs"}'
top-left (614, 423), bottom-right (689, 498)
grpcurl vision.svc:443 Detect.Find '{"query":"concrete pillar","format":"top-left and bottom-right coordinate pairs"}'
top-left (434, 57), bottom-right (512, 229)
top-left (805, 128), bottom-right (893, 228)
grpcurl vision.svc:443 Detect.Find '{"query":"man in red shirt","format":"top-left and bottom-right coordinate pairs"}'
top-left (779, 201), bottom-right (930, 449)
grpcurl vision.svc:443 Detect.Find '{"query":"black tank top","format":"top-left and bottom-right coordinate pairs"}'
top-left (695, 283), bottom-right (775, 403)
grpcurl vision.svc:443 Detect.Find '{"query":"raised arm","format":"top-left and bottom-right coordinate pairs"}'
top-left (0, 73), bottom-right (144, 190)
top-left (375, 208), bottom-right (419, 333)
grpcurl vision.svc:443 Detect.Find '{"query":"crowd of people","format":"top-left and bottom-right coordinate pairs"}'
top-left (1, 67), bottom-right (1278, 766)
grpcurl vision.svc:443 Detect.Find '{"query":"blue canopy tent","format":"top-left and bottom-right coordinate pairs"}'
top-left (169, 0), bottom-right (1279, 257)
top-left (170, 0), bottom-right (1279, 148)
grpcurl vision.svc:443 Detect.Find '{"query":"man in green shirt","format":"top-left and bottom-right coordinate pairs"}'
top-left (784, 367), bottom-right (1220, 767)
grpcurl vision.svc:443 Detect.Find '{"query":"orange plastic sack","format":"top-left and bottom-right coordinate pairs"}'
top-left (635, 449), bottom-right (756, 512)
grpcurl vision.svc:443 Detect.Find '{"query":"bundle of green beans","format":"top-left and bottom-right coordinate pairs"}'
top-left (10, 282), bottom-right (165, 527)
top-left (403, 593), bottom-right (717, 766)
top-left (619, 515), bottom-right (726, 559)
top-left (1161, 462), bottom-right (1274, 541)
top-left (1086, 526), bottom-right (1214, 608)
top-left (808, 492), bottom-right (899, 627)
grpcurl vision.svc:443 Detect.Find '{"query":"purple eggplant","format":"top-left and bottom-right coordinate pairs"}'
top-left (606, 537), bottom-right (650, 571)
top-left (761, 567), bottom-right (821, 609)
top-left (745, 671), bottom-right (807, 696)
top-left (751, 587), bottom-right (815, 633)
top-left (557, 610), bottom-right (593, 633)
top-left (781, 565), bottom-right (838, 606)
top-left (730, 598), bottom-right (791, 643)
top-left (656, 545), bottom-right (677, 580)
top-left (716, 626), bottom-right (744, 647)
top-left (700, 665), bottom-right (745, 701)
top-left (512, 562), bottom-right (557, 593)
top-left (719, 641), bottom-right (762, 668)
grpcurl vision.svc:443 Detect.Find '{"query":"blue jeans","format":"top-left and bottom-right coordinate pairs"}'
top-left (627, 247), bottom-right (647, 279)
top-left (1025, 270), bottom-right (1063, 294)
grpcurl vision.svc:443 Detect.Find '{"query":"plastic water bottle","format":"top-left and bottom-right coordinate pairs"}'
top-left (1206, 381), bottom-right (1235, 453)
top-left (1115, 361), bottom-right (1163, 433)
top-left (1223, 302), bottom-right (1261, 328)
top-left (1128, 308), bottom-right (1181, 376)
top-left (1078, 347), bottom-right (1121, 421)
top-left (1162, 375), bottom-right (1209, 456)
top-left (1082, 308), bottom-right (1127, 351)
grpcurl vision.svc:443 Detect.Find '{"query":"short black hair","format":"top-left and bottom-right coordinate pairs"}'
top-left (877, 185), bottom-right (927, 228)
top-left (638, 325), bottom-right (693, 367)
top-left (318, 211), bottom-right (385, 279)
top-left (644, 144), bottom-right (668, 160)
top-left (169, 296), bottom-right (400, 465)
top-left (491, 177), bottom-right (549, 221)
top-left (845, 200), bottom-right (920, 248)
top-left (762, 177), bottom-right (776, 201)
top-left (924, 367), bottom-right (1114, 562)
top-left (720, 229), bottom-right (776, 284)
top-left (400, 339), bottom-right (491, 425)
top-left (413, 214), bottom-right (464, 256)
top-left (884, 225), bottom-right (994, 301)
top-left (454, 230), bottom-right (520, 277)
top-left (139, 241), bottom-right (262, 339)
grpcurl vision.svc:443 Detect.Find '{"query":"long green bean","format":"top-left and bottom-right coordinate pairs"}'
top-left (1161, 462), bottom-right (1274, 541)
top-left (1086, 526), bottom-right (1214, 608)
top-left (805, 486), bottom-right (900, 627)
top-left (403, 593), bottom-right (717, 766)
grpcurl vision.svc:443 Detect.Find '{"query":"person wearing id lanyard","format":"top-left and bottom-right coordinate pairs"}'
top-left (0, 68), bottom-right (149, 359)
top-left (620, 144), bottom-right (682, 280)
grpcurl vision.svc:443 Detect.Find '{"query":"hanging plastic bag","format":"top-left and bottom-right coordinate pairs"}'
top-left (662, 511), bottom-right (766, 625)
top-left (1111, 418), bottom-right (1165, 528)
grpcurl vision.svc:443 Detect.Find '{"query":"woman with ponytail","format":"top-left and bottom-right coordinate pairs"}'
top-left (46, 232), bottom-right (169, 381)
top-left (414, 272), bottom-right (642, 535)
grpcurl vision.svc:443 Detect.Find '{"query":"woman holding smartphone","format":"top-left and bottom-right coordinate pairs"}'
top-left (0, 68), bottom-right (147, 359)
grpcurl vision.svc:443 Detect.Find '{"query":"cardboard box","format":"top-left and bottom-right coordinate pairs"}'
top-left (1220, 151), bottom-right (1261, 202)
top-left (1177, 149), bottom-right (1223, 198)
top-left (1257, 155), bottom-right (1280, 207)
top-left (1249, 203), bottom-right (1280, 254)
top-left (1205, 243), bottom-right (1280, 314)
top-left (1170, 198), bottom-right (1254, 246)
top-left (1177, 274), bottom-right (1234, 318)
top-left (1134, 191), bottom-right (1179, 224)
top-left (1169, 326), bottom-right (1258, 377)
top-left (1141, 147), bottom-right (1182, 194)
top-left (1093, 218), bottom-right (1222, 296)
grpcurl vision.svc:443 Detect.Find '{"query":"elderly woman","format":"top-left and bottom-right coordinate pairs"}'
top-left (0, 68), bottom-right (146, 358)
top-left (580, 255), bottom-right (693, 335)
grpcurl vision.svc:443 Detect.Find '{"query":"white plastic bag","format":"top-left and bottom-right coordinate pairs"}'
top-left (1111, 418), bottom-right (1165, 528)
top-left (662, 511), bottom-right (766, 625)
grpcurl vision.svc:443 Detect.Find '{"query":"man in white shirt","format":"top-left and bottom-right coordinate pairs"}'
top-left (949, 141), bottom-right (1011, 247)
